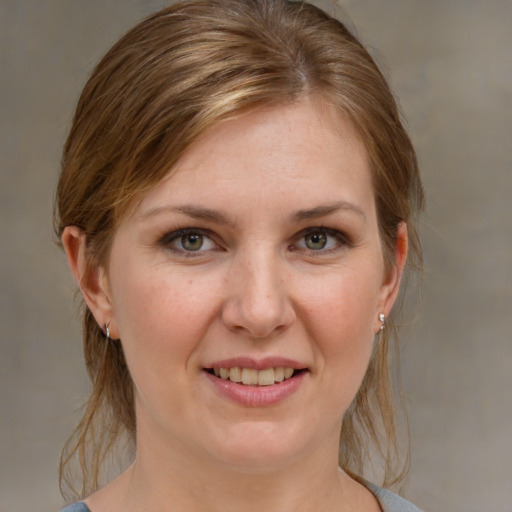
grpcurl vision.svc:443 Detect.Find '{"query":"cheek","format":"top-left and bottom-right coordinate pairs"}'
top-left (301, 267), bottom-right (381, 338)
top-left (109, 265), bottom-right (226, 424)
top-left (109, 261), bottom-right (223, 378)
top-left (298, 268), bottom-right (381, 386)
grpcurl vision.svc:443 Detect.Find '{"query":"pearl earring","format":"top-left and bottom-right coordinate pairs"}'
top-left (379, 313), bottom-right (385, 331)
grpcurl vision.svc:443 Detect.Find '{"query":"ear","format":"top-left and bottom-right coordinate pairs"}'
top-left (61, 226), bottom-right (119, 338)
top-left (375, 222), bottom-right (408, 333)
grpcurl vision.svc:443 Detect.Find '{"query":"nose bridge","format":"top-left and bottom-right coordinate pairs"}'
top-left (222, 243), bottom-right (294, 338)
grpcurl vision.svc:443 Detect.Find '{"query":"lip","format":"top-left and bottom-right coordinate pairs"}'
top-left (204, 369), bottom-right (307, 407)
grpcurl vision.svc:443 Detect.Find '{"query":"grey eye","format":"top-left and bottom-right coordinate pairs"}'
top-left (162, 229), bottom-right (218, 254)
top-left (304, 232), bottom-right (327, 250)
top-left (181, 233), bottom-right (204, 251)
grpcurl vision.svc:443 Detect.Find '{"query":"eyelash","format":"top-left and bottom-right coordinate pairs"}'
top-left (158, 226), bottom-right (351, 257)
top-left (291, 227), bottom-right (351, 255)
top-left (158, 228), bottom-right (221, 256)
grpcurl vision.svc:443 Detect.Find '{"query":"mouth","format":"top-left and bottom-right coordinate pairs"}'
top-left (205, 367), bottom-right (307, 386)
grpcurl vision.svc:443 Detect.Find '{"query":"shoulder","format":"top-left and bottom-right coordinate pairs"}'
top-left (60, 503), bottom-right (91, 512)
top-left (365, 481), bottom-right (423, 512)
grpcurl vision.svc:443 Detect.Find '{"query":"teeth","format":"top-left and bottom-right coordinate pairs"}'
top-left (257, 368), bottom-right (275, 386)
top-left (214, 366), bottom-right (297, 385)
top-left (241, 368), bottom-right (258, 385)
top-left (229, 367), bottom-right (242, 382)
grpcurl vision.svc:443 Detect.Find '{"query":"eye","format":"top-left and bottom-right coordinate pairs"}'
top-left (294, 228), bottom-right (348, 253)
top-left (304, 232), bottom-right (328, 250)
top-left (160, 229), bottom-right (218, 254)
top-left (181, 233), bottom-right (205, 251)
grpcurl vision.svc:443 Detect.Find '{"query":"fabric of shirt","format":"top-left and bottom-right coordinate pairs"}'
top-left (59, 483), bottom-right (422, 512)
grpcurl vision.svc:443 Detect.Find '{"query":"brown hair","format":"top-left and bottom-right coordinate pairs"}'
top-left (55, 0), bottom-right (424, 499)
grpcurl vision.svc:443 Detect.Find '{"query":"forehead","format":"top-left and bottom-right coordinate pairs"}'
top-left (133, 101), bottom-right (374, 221)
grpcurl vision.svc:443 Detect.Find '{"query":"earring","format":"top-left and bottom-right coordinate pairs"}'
top-left (105, 322), bottom-right (111, 340)
top-left (379, 313), bottom-right (385, 331)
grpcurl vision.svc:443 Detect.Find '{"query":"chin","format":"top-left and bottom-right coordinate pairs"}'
top-left (204, 422), bottom-right (314, 472)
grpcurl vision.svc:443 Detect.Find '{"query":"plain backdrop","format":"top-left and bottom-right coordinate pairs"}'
top-left (1, 1), bottom-right (511, 511)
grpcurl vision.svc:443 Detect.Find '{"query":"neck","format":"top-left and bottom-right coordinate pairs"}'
top-left (130, 444), bottom-right (345, 512)
top-left (107, 429), bottom-right (352, 512)
top-left (86, 411), bottom-right (379, 512)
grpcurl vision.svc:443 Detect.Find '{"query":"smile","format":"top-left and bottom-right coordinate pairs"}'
top-left (211, 367), bottom-right (297, 386)
top-left (204, 365), bottom-right (308, 407)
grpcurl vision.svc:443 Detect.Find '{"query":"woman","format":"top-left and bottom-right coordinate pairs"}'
top-left (55, 1), bottom-right (424, 511)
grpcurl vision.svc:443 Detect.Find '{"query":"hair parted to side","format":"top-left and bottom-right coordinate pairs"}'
top-left (54, 0), bottom-right (424, 500)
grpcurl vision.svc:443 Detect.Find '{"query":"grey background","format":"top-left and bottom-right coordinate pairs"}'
top-left (1, 1), bottom-right (511, 511)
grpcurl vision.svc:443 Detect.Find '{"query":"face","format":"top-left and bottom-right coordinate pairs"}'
top-left (97, 101), bottom-right (401, 472)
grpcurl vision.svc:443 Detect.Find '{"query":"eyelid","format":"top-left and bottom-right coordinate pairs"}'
top-left (158, 227), bottom-right (221, 254)
top-left (157, 225), bottom-right (351, 256)
top-left (291, 227), bottom-right (351, 253)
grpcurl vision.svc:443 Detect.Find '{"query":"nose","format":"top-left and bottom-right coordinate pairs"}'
top-left (221, 248), bottom-right (296, 339)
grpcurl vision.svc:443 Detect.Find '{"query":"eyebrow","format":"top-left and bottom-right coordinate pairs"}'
top-left (140, 200), bottom-right (365, 225)
top-left (292, 201), bottom-right (366, 222)
top-left (139, 204), bottom-right (236, 227)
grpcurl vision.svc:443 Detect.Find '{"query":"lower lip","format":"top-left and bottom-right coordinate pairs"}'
top-left (204, 370), bottom-right (307, 407)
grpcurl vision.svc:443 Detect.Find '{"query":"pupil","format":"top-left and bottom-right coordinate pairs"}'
top-left (182, 234), bottom-right (203, 251)
top-left (306, 232), bottom-right (327, 250)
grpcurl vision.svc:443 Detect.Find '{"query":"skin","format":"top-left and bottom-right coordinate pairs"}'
top-left (63, 100), bottom-right (407, 512)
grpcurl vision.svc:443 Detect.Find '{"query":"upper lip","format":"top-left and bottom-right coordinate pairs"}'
top-left (204, 356), bottom-right (308, 371)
